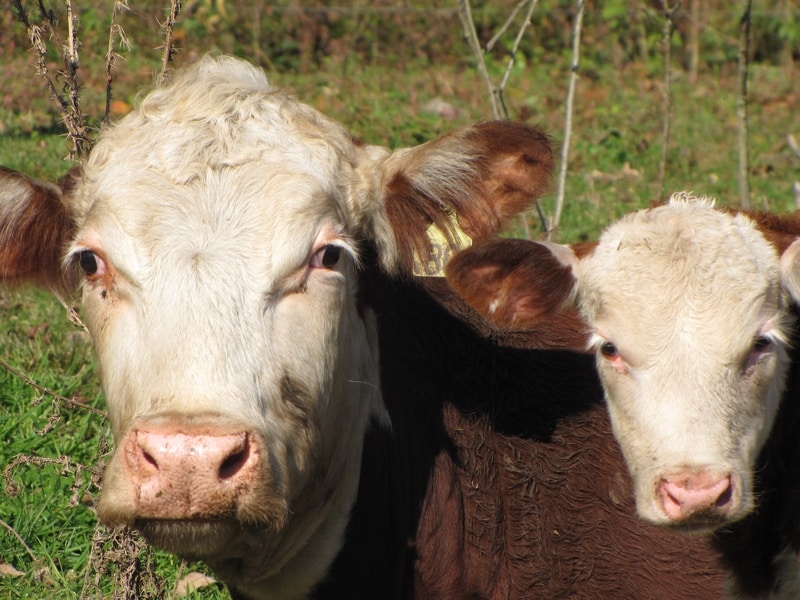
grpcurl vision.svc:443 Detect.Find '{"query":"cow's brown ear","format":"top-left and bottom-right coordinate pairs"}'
top-left (445, 238), bottom-right (577, 329)
top-left (780, 238), bottom-right (800, 304)
top-left (380, 121), bottom-right (554, 275)
top-left (0, 166), bottom-right (77, 296)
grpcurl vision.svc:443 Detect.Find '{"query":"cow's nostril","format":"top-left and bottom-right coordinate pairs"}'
top-left (219, 439), bottom-right (249, 480)
top-left (141, 450), bottom-right (158, 469)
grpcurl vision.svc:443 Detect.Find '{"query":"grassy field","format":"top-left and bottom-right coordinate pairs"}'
top-left (1, 2), bottom-right (799, 598)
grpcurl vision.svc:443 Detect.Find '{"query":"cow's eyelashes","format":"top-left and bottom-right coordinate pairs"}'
top-left (310, 245), bottom-right (342, 270)
top-left (77, 249), bottom-right (107, 280)
top-left (752, 335), bottom-right (773, 352)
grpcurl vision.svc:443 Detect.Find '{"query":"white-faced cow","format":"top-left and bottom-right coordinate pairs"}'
top-left (446, 194), bottom-right (800, 597)
top-left (1, 56), bottom-right (752, 598)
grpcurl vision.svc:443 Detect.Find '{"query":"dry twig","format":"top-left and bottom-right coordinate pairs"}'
top-left (0, 357), bottom-right (106, 418)
top-left (657, 1), bottom-right (680, 201)
top-left (551, 0), bottom-right (585, 239)
top-left (457, 0), bottom-right (546, 237)
top-left (11, 0), bottom-right (91, 160)
top-left (457, 0), bottom-right (503, 119)
top-left (737, 0), bottom-right (753, 208)
top-left (0, 518), bottom-right (36, 562)
top-left (103, 1), bottom-right (132, 124)
top-left (158, 0), bottom-right (183, 85)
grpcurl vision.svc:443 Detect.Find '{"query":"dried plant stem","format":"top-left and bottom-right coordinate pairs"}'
top-left (551, 0), bottom-right (585, 238)
top-left (458, 0), bottom-right (546, 237)
top-left (485, 0), bottom-right (529, 52)
top-left (12, 0), bottom-right (91, 159)
top-left (104, 1), bottom-right (131, 123)
top-left (0, 357), bottom-right (106, 417)
top-left (159, 0), bottom-right (183, 85)
top-left (496, 0), bottom-right (539, 115)
top-left (657, 1), bottom-right (679, 201)
top-left (0, 518), bottom-right (36, 561)
top-left (737, 0), bottom-right (753, 208)
top-left (457, 0), bottom-right (503, 119)
top-left (688, 0), bottom-right (701, 84)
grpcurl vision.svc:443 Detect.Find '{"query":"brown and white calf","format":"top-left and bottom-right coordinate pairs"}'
top-left (447, 196), bottom-right (800, 596)
top-left (0, 56), bottom-right (752, 598)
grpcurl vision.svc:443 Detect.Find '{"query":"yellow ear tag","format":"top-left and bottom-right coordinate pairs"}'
top-left (412, 213), bottom-right (472, 277)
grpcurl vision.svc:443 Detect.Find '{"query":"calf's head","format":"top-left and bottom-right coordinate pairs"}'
top-left (0, 55), bottom-right (553, 597)
top-left (447, 195), bottom-right (800, 532)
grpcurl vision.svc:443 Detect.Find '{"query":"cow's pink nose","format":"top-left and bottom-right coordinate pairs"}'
top-left (657, 471), bottom-right (733, 522)
top-left (125, 426), bottom-right (260, 519)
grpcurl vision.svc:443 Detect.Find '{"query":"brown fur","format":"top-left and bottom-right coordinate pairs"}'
top-left (385, 122), bottom-right (554, 276)
top-left (446, 238), bottom-right (582, 338)
top-left (441, 205), bottom-right (800, 598)
top-left (0, 167), bottom-right (76, 294)
top-left (315, 270), bottom-right (728, 598)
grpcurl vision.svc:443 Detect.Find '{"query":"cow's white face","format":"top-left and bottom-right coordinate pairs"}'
top-left (0, 55), bottom-right (555, 599)
top-left (446, 195), bottom-right (800, 532)
top-left (575, 198), bottom-right (795, 530)
top-left (69, 61), bottom-right (388, 595)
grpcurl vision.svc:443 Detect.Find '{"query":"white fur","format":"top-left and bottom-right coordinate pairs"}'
top-left (571, 195), bottom-right (800, 597)
top-left (63, 55), bottom-right (396, 599)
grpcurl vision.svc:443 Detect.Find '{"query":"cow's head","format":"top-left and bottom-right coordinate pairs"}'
top-left (0, 55), bottom-right (553, 598)
top-left (446, 194), bottom-right (800, 532)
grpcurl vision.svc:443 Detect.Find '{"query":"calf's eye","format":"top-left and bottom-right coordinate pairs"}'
top-left (599, 341), bottom-right (619, 359)
top-left (310, 245), bottom-right (342, 270)
top-left (753, 335), bottom-right (773, 352)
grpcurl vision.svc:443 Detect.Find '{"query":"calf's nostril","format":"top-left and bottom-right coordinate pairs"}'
top-left (715, 480), bottom-right (733, 509)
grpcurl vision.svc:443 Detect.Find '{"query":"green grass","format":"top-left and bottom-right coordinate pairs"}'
top-left (1, 5), bottom-right (799, 598)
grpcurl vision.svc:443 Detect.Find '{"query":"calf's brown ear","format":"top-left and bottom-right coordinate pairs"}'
top-left (0, 167), bottom-right (77, 296)
top-left (445, 238), bottom-right (577, 329)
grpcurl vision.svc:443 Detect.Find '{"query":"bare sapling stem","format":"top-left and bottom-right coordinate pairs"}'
top-left (497, 0), bottom-right (539, 118)
top-left (551, 0), bottom-right (585, 239)
top-left (657, 1), bottom-right (679, 201)
top-left (737, 0), bottom-right (753, 208)
top-left (457, 0), bottom-right (503, 119)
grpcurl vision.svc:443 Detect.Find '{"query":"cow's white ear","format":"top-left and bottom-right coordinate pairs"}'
top-left (780, 238), bottom-right (800, 303)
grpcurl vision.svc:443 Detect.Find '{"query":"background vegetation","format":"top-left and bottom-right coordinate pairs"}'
top-left (0, 1), bottom-right (798, 597)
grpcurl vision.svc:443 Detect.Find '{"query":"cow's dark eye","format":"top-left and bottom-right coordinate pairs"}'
top-left (79, 250), bottom-right (99, 275)
top-left (76, 249), bottom-right (107, 280)
top-left (310, 245), bottom-right (342, 269)
top-left (599, 341), bottom-right (619, 359)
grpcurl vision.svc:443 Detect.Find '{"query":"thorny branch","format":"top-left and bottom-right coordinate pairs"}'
top-left (104, 1), bottom-right (131, 124)
top-left (11, 0), bottom-right (91, 160)
top-left (158, 0), bottom-right (183, 85)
